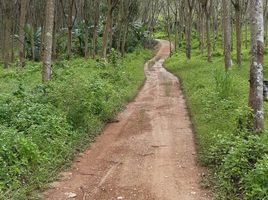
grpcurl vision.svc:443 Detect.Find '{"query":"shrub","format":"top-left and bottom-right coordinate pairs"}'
top-left (0, 48), bottom-right (151, 198)
top-left (243, 155), bottom-right (268, 200)
top-left (216, 135), bottom-right (268, 199)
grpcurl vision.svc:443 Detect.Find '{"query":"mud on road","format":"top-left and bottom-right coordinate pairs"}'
top-left (44, 40), bottom-right (210, 200)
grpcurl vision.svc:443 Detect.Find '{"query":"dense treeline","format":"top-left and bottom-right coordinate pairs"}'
top-left (0, 0), bottom-right (158, 71)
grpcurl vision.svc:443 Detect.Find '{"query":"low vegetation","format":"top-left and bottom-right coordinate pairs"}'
top-left (0, 48), bottom-right (151, 199)
top-left (165, 47), bottom-right (268, 199)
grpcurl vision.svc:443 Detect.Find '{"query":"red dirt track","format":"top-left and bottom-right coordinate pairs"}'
top-left (44, 40), bottom-right (210, 200)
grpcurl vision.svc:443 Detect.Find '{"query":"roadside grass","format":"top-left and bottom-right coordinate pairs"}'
top-left (0, 48), bottom-right (152, 199)
top-left (165, 47), bottom-right (268, 199)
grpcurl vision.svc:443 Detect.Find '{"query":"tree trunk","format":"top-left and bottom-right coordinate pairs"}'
top-left (92, 0), bottom-right (100, 58)
top-left (18, 0), bottom-right (29, 70)
top-left (42, 0), bottom-right (55, 82)
top-left (109, 16), bottom-right (114, 51)
top-left (248, 0), bottom-right (264, 132)
top-left (3, 2), bottom-right (12, 68)
top-left (67, 27), bottom-right (72, 59)
top-left (84, 28), bottom-right (89, 59)
top-left (102, 0), bottom-right (113, 58)
top-left (52, 10), bottom-right (57, 60)
top-left (206, 12), bottom-right (212, 62)
top-left (235, 7), bottom-right (242, 66)
top-left (84, 0), bottom-right (89, 59)
top-left (185, 10), bottom-right (193, 59)
top-left (222, 0), bottom-right (232, 70)
top-left (121, 23), bottom-right (128, 56)
top-left (67, 0), bottom-right (74, 59)
top-left (200, 11), bottom-right (205, 54)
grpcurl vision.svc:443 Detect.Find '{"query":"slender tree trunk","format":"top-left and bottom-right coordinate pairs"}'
top-left (42, 0), bottom-right (55, 82)
top-left (11, 16), bottom-right (15, 63)
top-left (222, 0), bottom-right (232, 70)
top-left (92, 0), bottom-right (100, 58)
top-left (67, 27), bottom-right (72, 59)
top-left (174, 12), bottom-right (178, 52)
top-left (121, 24), bottom-right (128, 56)
top-left (109, 16), bottom-right (114, 51)
top-left (17, 0), bottom-right (28, 70)
top-left (102, 0), bottom-right (113, 58)
top-left (3, 2), bottom-right (12, 68)
top-left (84, 28), bottom-right (89, 58)
top-left (200, 11), bottom-right (205, 54)
top-left (235, 7), bottom-right (242, 66)
top-left (84, 0), bottom-right (89, 59)
top-left (67, 0), bottom-right (74, 59)
top-left (116, 0), bottom-right (123, 52)
top-left (52, 9), bottom-right (57, 60)
top-left (185, 10), bottom-right (193, 59)
top-left (206, 12), bottom-right (212, 62)
top-left (249, 0), bottom-right (264, 132)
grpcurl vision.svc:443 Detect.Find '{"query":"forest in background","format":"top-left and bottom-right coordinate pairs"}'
top-left (0, 0), bottom-right (268, 199)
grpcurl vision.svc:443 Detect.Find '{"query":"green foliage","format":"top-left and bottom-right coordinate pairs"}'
top-left (24, 24), bottom-right (42, 61)
top-left (165, 47), bottom-right (268, 199)
top-left (243, 155), bottom-right (268, 199)
top-left (216, 135), bottom-right (268, 199)
top-left (108, 48), bottom-right (120, 66)
top-left (0, 49), bottom-right (151, 199)
top-left (214, 69), bottom-right (234, 99)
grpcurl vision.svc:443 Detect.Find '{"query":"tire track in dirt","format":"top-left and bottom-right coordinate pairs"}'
top-left (43, 40), bottom-right (211, 200)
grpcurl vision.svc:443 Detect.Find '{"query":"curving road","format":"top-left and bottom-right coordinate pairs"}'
top-left (44, 40), bottom-right (210, 200)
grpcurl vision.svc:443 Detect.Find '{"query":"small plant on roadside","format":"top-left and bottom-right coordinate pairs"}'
top-left (108, 48), bottom-right (121, 67)
top-left (214, 69), bottom-right (233, 100)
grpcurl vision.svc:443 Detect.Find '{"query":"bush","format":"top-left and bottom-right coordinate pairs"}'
top-left (243, 155), bottom-right (268, 200)
top-left (216, 135), bottom-right (268, 199)
top-left (0, 48), bottom-right (152, 199)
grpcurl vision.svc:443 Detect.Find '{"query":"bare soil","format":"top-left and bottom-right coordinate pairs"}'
top-left (43, 40), bottom-right (211, 200)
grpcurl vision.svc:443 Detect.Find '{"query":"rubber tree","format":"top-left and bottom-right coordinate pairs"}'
top-left (92, 0), bottom-right (100, 58)
top-left (101, 0), bottom-right (119, 58)
top-left (201, 0), bottom-right (212, 62)
top-left (170, 0), bottom-right (179, 52)
top-left (42, 0), bottom-right (55, 82)
top-left (197, 2), bottom-right (205, 54)
top-left (2, 0), bottom-right (12, 68)
top-left (185, 0), bottom-right (195, 59)
top-left (222, 0), bottom-right (232, 70)
top-left (17, 0), bottom-right (29, 70)
top-left (231, 0), bottom-right (249, 67)
top-left (248, 0), bottom-right (264, 132)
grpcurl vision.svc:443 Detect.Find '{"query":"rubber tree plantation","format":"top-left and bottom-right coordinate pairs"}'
top-left (0, 0), bottom-right (267, 199)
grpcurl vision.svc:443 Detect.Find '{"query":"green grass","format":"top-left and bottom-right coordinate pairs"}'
top-left (0, 48), bottom-right (152, 199)
top-left (165, 46), bottom-right (268, 199)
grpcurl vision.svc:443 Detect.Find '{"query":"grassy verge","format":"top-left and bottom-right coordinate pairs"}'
top-left (165, 49), bottom-right (268, 199)
top-left (0, 48), bottom-right (152, 199)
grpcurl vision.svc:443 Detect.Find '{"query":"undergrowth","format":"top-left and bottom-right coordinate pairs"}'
top-left (0, 48), bottom-right (151, 199)
top-left (165, 46), bottom-right (268, 199)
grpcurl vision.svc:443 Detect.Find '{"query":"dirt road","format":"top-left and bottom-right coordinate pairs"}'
top-left (44, 40), bottom-right (210, 200)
